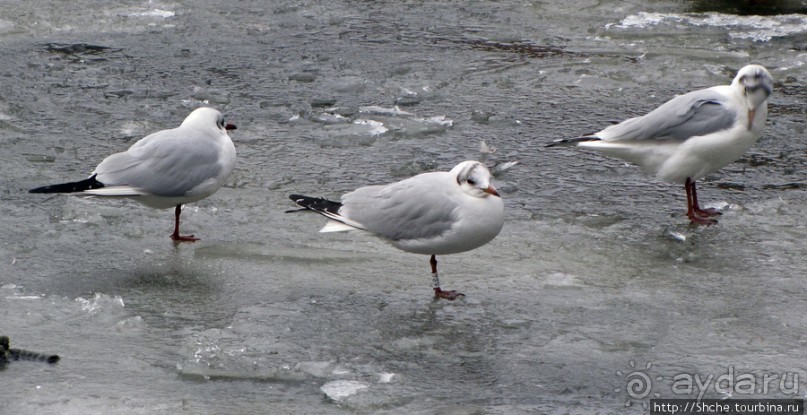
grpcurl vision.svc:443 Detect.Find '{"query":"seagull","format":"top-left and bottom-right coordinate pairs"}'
top-left (548, 64), bottom-right (773, 225)
top-left (289, 160), bottom-right (505, 300)
top-left (29, 107), bottom-right (237, 242)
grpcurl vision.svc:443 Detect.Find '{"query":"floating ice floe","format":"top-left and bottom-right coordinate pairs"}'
top-left (2, 284), bottom-right (44, 300)
top-left (352, 119), bottom-right (389, 136)
top-left (378, 372), bottom-right (396, 383)
top-left (6, 295), bottom-right (43, 300)
top-left (76, 293), bottom-right (125, 315)
top-left (667, 229), bottom-right (688, 243)
top-left (127, 9), bottom-right (175, 18)
top-left (115, 316), bottom-right (145, 332)
top-left (492, 160), bottom-right (519, 176)
top-left (321, 380), bottom-right (369, 402)
top-left (358, 105), bottom-right (412, 116)
top-left (308, 106), bottom-right (453, 147)
top-left (543, 272), bottom-right (584, 288)
top-left (311, 112), bottom-right (351, 125)
top-left (607, 12), bottom-right (807, 42)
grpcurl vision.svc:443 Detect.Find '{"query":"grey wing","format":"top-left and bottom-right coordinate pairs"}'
top-left (340, 173), bottom-right (457, 241)
top-left (93, 129), bottom-right (221, 196)
top-left (600, 89), bottom-right (738, 142)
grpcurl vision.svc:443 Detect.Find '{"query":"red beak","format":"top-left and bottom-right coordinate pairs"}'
top-left (484, 185), bottom-right (500, 197)
top-left (225, 123), bottom-right (237, 131)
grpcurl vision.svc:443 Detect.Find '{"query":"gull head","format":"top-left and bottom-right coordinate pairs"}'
top-left (733, 64), bottom-right (773, 110)
top-left (181, 107), bottom-right (237, 132)
top-left (451, 161), bottom-right (500, 198)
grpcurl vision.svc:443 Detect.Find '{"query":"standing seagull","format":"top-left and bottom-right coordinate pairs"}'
top-left (548, 64), bottom-right (773, 225)
top-left (30, 107), bottom-right (237, 242)
top-left (289, 161), bottom-right (505, 300)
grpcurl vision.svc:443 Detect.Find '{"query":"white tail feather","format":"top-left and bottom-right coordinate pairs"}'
top-left (317, 210), bottom-right (367, 232)
top-left (320, 220), bottom-right (358, 233)
top-left (82, 186), bottom-right (149, 197)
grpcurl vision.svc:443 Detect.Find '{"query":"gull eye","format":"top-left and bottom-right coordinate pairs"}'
top-left (467, 179), bottom-right (477, 186)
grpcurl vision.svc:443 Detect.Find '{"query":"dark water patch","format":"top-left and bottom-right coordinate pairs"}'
top-left (45, 42), bottom-right (113, 54)
top-left (464, 39), bottom-right (572, 58)
top-left (44, 42), bottom-right (122, 57)
top-left (762, 182), bottom-right (805, 190)
top-left (688, 0), bottom-right (807, 15)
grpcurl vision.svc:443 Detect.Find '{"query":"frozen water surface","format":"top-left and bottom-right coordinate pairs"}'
top-left (2, 0), bottom-right (806, 414)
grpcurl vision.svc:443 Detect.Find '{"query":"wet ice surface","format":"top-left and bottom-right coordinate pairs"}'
top-left (2, 0), bottom-right (806, 414)
top-left (609, 12), bottom-right (807, 42)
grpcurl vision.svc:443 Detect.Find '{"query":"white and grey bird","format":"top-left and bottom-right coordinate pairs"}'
top-left (548, 64), bottom-right (773, 224)
top-left (30, 107), bottom-right (237, 242)
top-left (289, 160), bottom-right (505, 300)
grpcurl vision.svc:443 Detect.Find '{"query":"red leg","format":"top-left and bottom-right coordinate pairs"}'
top-left (690, 181), bottom-right (722, 217)
top-left (430, 255), bottom-right (464, 300)
top-left (170, 205), bottom-right (199, 242)
top-left (685, 178), bottom-right (718, 225)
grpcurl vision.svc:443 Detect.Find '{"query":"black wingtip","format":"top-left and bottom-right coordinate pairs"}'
top-left (288, 194), bottom-right (342, 214)
top-left (29, 174), bottom-right (105, 194)
top-left (546, 136), bottom-right (600, 148)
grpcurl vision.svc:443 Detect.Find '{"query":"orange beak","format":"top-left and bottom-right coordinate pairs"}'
top-left (484, 185), bottom-right (500, 197)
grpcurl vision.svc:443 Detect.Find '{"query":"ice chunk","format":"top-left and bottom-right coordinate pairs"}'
top-left (321, 380), bottom-right (369, 402)
top-left (352, 119), bottom-right (388, 136)
top-left (115, 316), bottom-right (145, 332)
top-left (378, 372), bottom-right (396, 383)
top-left (310, 120), bottom-right (387, 148)
top-left (358, 105), bottom-right (411, 116)
top-left (608, 12), bottom-right (807, 42)
top-left (25, 154), bottom-right (56, 163)
top-left (128, 9), bottom-right (175, 18)
top-left (667, 229), bottom-right (688, 242)
top-left (310, 112), bottom-right (351, 124)
top-left (305, 105), bottom-right (454, 143)
top-left (543, 272), bottom-right (584, 288)
top-left (380, 115), bottom-right (452, 138)
top-left (703, 201), bottom-right (729, 212)
top-left (492, 161), bottom-right (519, 176)
top-left (76, 293), bottom-right (125, 315)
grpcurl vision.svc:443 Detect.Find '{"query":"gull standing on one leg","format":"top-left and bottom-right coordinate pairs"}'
top-left (289, 161), bottom-right (505, 300)
top-left (29, 107), bottom-right (237, 241)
